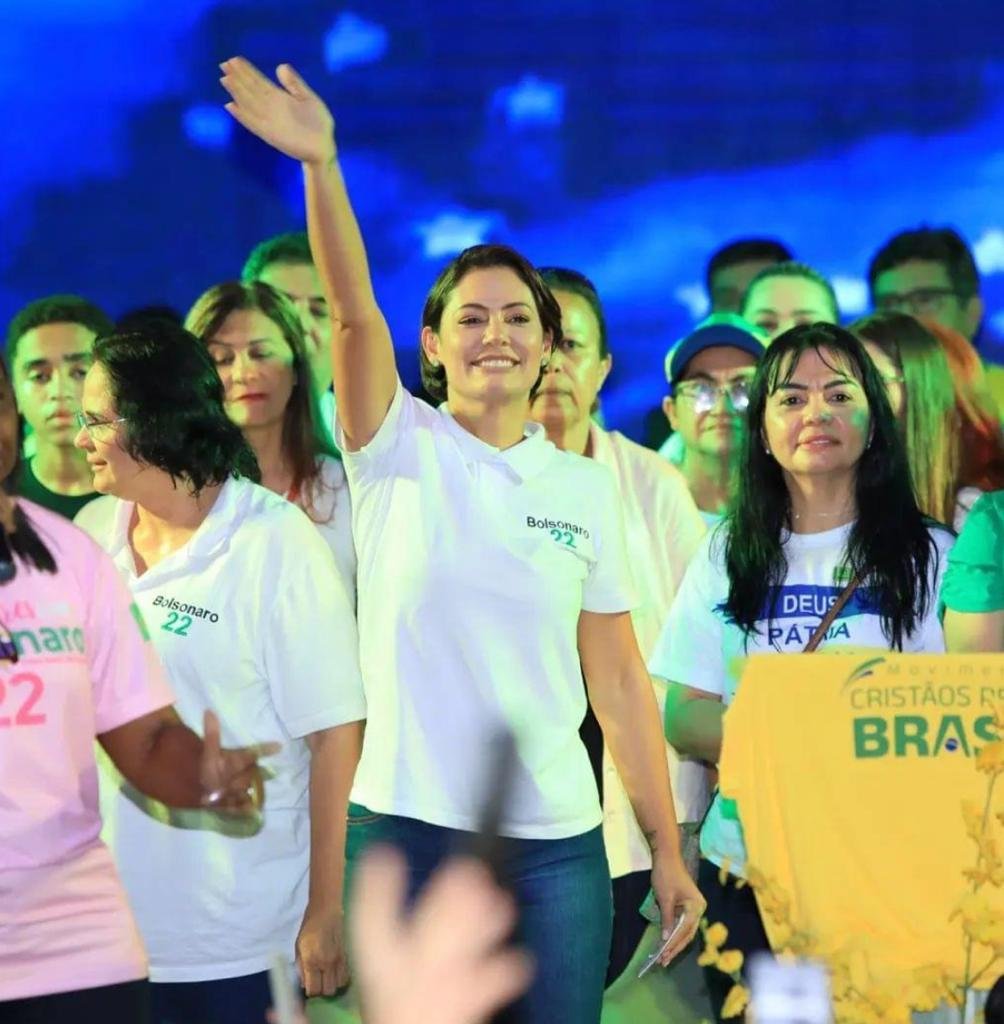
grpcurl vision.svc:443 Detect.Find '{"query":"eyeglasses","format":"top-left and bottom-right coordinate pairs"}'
top-left (75, 411), bottom-right (126, 440)
top-left (674, 379), bottom-right (751, 413)
top-left (873, 287), bottom-right (962, 316)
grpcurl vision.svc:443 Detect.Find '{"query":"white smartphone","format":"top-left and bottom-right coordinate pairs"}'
top-left (637, 910), bottom-right (687, 978)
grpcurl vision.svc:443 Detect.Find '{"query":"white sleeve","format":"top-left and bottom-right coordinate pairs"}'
top-left (647, 532), bottom-right (728, 698)
top-left (336, 379), bottom-right (414, 485)
top-left (263, 513), bottom-right (367, 738)
top-left (582, 465), bottom-right (637, 614)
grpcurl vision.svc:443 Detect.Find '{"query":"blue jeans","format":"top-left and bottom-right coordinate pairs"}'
top-left (150, 972), bottom-right (271, 1024)
top-left (345, 804), bottom-right (613, 1024)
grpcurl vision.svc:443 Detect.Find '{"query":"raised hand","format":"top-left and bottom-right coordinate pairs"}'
top-left (219, 57), bottom-right (335, 166)
top-left (199, 709), bottom-right (280, 815)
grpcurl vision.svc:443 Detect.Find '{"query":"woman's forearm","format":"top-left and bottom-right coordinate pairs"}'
top-left (302, 157), bottom-right (381, 328)
top-left (663, 683), bottom-right (724, 764)
top-left (592, 670), bottom-right (681, 856)
top-left (306, 721), bottom-right (364, 909)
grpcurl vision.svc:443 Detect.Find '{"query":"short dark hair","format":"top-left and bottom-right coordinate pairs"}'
top-left (420, 244), bottom-right (562, 403)
top-left (867, 227), bottom-right (979, 300)
top-left (6, 294), bottom-right (114, 363)
top-left (740, 261), bottom-right (840, 322)
top-left (94, 322), bottom-right (260, 494)
top-left (538, 267), bottom-right (609, 358)
top-left (241, 232), bottom-right (313, 282)
top-left (185, 281), bottom-right (337, 519)
top-left (706, 238), bottom-right (794, 296)
top-left (116, 305), bottom-right (183, 332)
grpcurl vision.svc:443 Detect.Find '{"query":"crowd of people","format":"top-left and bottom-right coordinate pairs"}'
top-left (2, 54), bottom-right (1004, 1024)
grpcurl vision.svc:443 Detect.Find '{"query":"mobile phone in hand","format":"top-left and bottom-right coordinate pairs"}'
top-left (637, 911), bottom-right (687, 978)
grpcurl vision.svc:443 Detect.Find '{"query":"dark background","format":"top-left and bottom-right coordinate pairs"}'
top-left (4, 0), bottom-right (1004, 438)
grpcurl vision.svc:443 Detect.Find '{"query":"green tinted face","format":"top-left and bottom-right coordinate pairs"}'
top-left (531, 290), bottom-right (611, 435)
top-left (872, 260), bottom-right (980, 341)
top-left (743, 277), bottom-right (836, 340)
top-left (12, 322), bottom-right (96, 447)
top-left (666, 345), bottom-right (758, 458)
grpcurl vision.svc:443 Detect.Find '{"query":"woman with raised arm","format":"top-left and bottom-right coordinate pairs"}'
top-left (73, 321), bottom-right (366, 1024)
top-left (220, 57), bottom-right (703, 1023)
top-left (0, 349), bottom-right (274, 1023)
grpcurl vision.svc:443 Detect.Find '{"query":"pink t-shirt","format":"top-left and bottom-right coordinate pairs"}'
top-left (0, 500), bottom-right (173, 1000)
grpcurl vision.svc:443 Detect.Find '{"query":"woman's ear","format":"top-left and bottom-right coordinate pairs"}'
top-left (420, 325), bottom-right (441, 368)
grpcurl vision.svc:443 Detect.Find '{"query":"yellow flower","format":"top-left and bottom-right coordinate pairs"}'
top-left (906, 964), bottom-right (949, 1014)
top-left (721, 983), bottom-right (751, 1019)
top-left (718, 858), bottom-right (733, 885)
top-left (976, 739), bottom-right (1004, 776)
top-left (697, 947), bottom-right (720, 968)
top-left (704, 922), bottom-right (729, 949)
top-left (956, 891), bottom-right (1004, 952)
top-left (962, 799), bottom-right (985, 841)
top-left (716, 949), bottom-right (745, 974)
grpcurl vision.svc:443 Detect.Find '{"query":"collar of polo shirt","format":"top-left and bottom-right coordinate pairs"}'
top-left (101, 477), bottom-right (249, 570)
top-left (436, 403), bottom-right (552, 482)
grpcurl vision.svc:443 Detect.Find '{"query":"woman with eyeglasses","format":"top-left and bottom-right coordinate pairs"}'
top-left (219, 56), bottom-right (704, 1023)
top-left (661, 315), bottom-right (768, 523)
top-left (654, 323), bottom-right (953, 1022)
top-left (528, 267), bottom-right (709, 1011)
top-left (0, 350), bottom-right (274, 1023)
top-left (72, 322), bottom-right (366, 1024)
top-left (184, 281), bottom-right (354, 590)
top-left (851, 313), bottom-right (1004, 530)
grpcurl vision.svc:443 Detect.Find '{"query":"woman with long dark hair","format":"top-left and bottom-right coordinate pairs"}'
top-left (0, 348), bottom-right (272, 1023)
top-left (851, 311), bottom-right (1004, 529)
top-left (185, 281), bottom-right (354, 586)
top-left (73, 322), bottom-right (366, 1024)
top-left (653, 322), bottom-right (953, 1021)
top-left (219, 56), bottom-right (703, 1023)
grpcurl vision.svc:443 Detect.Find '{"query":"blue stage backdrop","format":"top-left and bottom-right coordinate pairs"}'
top-left (3, 0), bottom-right (1004, 440)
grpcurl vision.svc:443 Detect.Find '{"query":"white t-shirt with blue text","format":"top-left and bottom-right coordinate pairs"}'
top-left (649, 520), bottom-right (954, 876)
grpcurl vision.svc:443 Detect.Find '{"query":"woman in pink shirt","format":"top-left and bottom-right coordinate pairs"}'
top-left (0, 352), bottom-right (274, 1023)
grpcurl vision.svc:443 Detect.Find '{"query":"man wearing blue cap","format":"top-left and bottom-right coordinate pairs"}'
top-left (659, 315), bottom-right (767, 523)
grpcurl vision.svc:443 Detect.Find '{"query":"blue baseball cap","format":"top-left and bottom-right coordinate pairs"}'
top-left (665, 315), bottom-right (768, 394)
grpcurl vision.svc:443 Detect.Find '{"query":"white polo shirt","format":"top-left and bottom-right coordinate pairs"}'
top-left (75, 478), bottom-right (366, 982)
top-left (339, 382), bottom-right (636, 840)
top-left (295, 455), bottom-right (356, 596)
top-left (588, 425), bottom-right (709, 877)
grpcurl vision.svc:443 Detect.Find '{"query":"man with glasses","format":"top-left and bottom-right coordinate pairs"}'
top-left (6, 295), bottom-right (111, 519)
top-left (868, 226), bottom-right (1004, 417)
top-left (660, 315), bottom-right (767, 523)
top-left (868, 227), bottom-right (983, 340)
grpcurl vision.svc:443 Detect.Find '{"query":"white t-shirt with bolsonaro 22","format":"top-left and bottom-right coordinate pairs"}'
top-left (339, 381), bottom-right (637, 841)
top-left (75, 478), bottom-right (366, 982)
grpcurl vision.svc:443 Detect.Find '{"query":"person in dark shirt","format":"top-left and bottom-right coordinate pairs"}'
top-left (7, 295), bottom-right (112, 518)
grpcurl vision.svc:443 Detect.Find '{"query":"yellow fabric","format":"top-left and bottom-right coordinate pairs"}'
top-left (984, 363), bottom-right (1004, 419)
top-left (719, 653), bottom-right (1004, 991)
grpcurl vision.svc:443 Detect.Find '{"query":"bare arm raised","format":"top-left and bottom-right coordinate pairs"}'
top-left (220, 57), bottom-right (397, 450)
